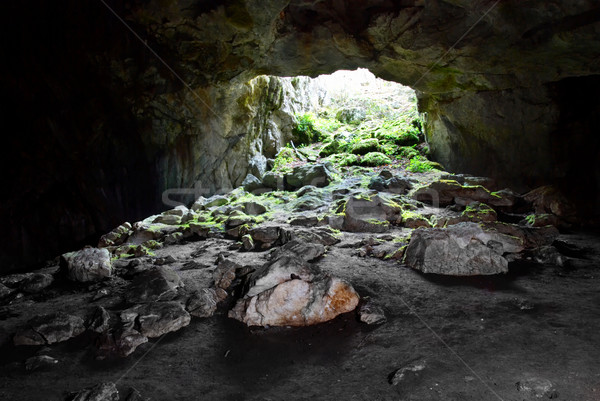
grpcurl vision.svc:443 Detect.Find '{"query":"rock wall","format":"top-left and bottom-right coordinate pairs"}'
top-left (3, 0), bottom-right (600, 272)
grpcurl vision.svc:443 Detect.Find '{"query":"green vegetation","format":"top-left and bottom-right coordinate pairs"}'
top-left (293, 113), bottom-right (326, 145)
top-left (360, 152), bottom-right (392, 167)
top-left (272, 146), bottom-right (298, 174)
top-left (407, 156), bottom-right (439, 173)
top-left (351, 138), bottom-right (381, 155)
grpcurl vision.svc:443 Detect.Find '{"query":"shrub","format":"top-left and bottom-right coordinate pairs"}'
top-left (407, 157), bottom-right (437, 173)
top-left (293, 113), bottom-right (325, 145)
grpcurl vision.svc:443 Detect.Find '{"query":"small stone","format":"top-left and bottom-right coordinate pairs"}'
top-left (69, 382), bottom-right (119, 401)
top-left (516, 377), bottom-right (559, 399)
top-left (358, 301), bottom-right (386, 325)
top-left (241, 234), bottom-right (254, 251)
top-left (25, 355), bottom-right (58, 371)
top-left (389, 360), bottom-right (426, 385)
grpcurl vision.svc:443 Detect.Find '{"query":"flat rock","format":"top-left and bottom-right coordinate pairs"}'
top-left (96, 329), bottom-right (148, 359)
top-left (62, 248), bottom-right (112, 282)
top-left (126, 267), bottom-right (183, 304)
top-left (286, 163), bottom-right (334, 190)
top-left (121, 301), bottom-right (191, 338)
top-left (20, 273), bottom-right (54, 293)
top-left (412, 180), bottom-right (512, 208)
top-left (403, 222), bottom-right (524, 276)
top-left (14, 313), bottom-right (85, 346)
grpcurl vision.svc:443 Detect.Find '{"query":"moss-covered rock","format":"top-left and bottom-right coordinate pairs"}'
top-left (360, 152), bottom-right (392, 167)
top-left (351, 138), bottom-right (381, 155)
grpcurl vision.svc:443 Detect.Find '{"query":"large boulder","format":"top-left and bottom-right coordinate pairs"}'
top-left (229, 254), bottom-right (359, 327)
top-left (342, 194), bottom-right (402, 233)
top-left (403, 222), bottom-right (524, 275)
top-left (285, 163), bottom-right (335, 190)
top-left (61, 248), bottom-right (112, 282)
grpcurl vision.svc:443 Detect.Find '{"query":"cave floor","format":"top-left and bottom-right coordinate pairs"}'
top-left (0, 230), bottom-right (599, 401)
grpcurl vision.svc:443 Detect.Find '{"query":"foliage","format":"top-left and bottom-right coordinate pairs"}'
top-left (407, 156), bottom-right (437, 173)
top-left (293, 113), bottom-right (326, 145)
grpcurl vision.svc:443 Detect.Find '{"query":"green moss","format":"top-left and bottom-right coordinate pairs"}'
top-left (360, 152), bottom-right (392, 167)
top-left (351, 138), bottom-right (381, 155)
top-left (398, 146), bottom-right (420, 159)
top-left (338, 153), bottom-right (360, 167)
top-left (272, 146), bottom-right (298, 174)
top-left (407, 157), bottom-right (440, 173)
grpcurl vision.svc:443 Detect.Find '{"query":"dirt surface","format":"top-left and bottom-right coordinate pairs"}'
top-left (0, 229), bottom-right (599, 401)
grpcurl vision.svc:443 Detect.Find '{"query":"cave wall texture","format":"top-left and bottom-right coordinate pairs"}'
top-left (2, 0), bottom-right (600, 272)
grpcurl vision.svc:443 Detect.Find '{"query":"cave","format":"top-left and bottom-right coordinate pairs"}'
top-left (1, 1), bottom-right (600, 400)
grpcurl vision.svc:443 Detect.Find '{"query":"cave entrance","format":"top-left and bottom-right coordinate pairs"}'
top-left (263, 68), bottom-right (429, 178)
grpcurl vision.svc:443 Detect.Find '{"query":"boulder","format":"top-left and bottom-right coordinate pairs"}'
top-left (125, 267), bottom-right (183, 304)
top-left (152, 214), bottom-right (181, 225)
top-left (286, 163), bottom-right (334, 190)
top-left (162, 205), bottom-right (189, 217)
top-left (96, 329), bottom-right (148, 359)
top-left (262, 171), bottom-right (284, 190)
top-left (87, 306), bottom-right (112, 334)
top-left (524, 185), bottom-right (577, 220)
top-left (62, 248), bottom-right (112, 282)
top-left (229, 272), bottom-right (359, 327)
top-left (243, 201), bottom-right (267, 215)
top-left (403, 222), bottom-right (524, 275)
top-left (186, 288), bottom-right (221, 318)
top-left (14, 313), bottom-right (85, 346)
top-left (242, 173), bottom-right (264, 193)
top-left (342, 194), bottom-right (402, 233)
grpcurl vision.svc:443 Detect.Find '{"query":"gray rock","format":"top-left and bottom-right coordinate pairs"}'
top-left (204, 195), bottom-right (229, 208)
top-left (152, 214), bottom-right (182, 225)
top-left (96, 329), bottom-right (148, 359)
top-left (242, 173), bottom-right (264, 193)
top-left (0, 283), bottom-right (14, 298)
top-left (190, 196), bottom-right (207, 212)
top-left (69, 382), bottom-right (119, 401)
top-left (25, 355), bottom-right (58, 371)
top-left (241, 234), bottom-right (254, 251)
top-left (250, 225), bottom-right (285, 248)
top-left (98, 222), bottom-right (132, 247)
top-left (243, 201), bottom-right (267, 215)
top-left (187, 288), bottom-right (220, 318)
top-left (292, 193), bottom-right (325, 212)
top-left (268, 239), bottom-right (326, 263)
top-left (87, 306), bottom-right (111, 334)
top-left (14, 313), bottom-right (85, 346)
top-left (121, 302), bottom-right (191, 338)
top-left (19, 273), bottom-right (53, 293)
top-left (336, 107), bottom-right (366, 124)
top-left (289, 214), bottom-right (321, 227)
top-left (403, 222), bottom-right (524, 276)
top-left (516, 377), bottom-right (559, 399)
top-left (358, 301), bottom-right (387, 325)
top-left (389, 360), bottom-right (426, 386)
top-left (262, 171), bottom-right (284, 190)
top-left (286, 164), bottom-right (334, 190)
top-left (248, 154), bottom-right (268, 179)
top-left (62, 248), bottom-right (112, 282)
top-left (342, 195), bottom-right (402, 233)
top-left (126, 267), bottom-right (183, 304)
top-left (162, 205), bottom-right (189, 217)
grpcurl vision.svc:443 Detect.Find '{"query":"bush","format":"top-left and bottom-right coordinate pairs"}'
top-left (398, 146), bottom-right (420, 160)
top-left (293, 113), bottom-right (325, 145)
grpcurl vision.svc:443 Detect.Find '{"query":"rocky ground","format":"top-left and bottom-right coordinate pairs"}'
top-left (1, 87), bottom-right (599, 401)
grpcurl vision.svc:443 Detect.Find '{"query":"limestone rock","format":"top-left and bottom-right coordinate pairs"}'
top-left (62, 248), bottom-right (112, 282)
top-left (243, 201), bottom-right (267, 215)
top-left (69, 382), bottom-right (119, 401)
top-left (242, 173), bottom-right (264, 193)
top-left (14, 313), bottom-right (85, 346)
top-left (96, 329), bottom-right (148, 359)
top-left (121, 302), bottom-right (190, 338)
top-left (163, 205), bottom-right (188, 217)
top-left (336, 107), bottom-right (366, 124)
top-left (186, 288), bottom-right (220, 318)
top-left (98, 222), bottom-right (132, 247)
top-left (343, 194), bottom-right (402, 233)
top-left (244, 255), bottom-right (315, 298)
top-left (152, 214), bottom-right (181, 225)
top-left (286, 164), bottom-right (335, 190)
top-left (229, 275), bottom-right (359, 327)
top-left (358, 301), bottom-right (387, 325)
top-left (403, 222), bottom-right (524, 276)
top-left (126, 267), bottom-right (183, 304)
